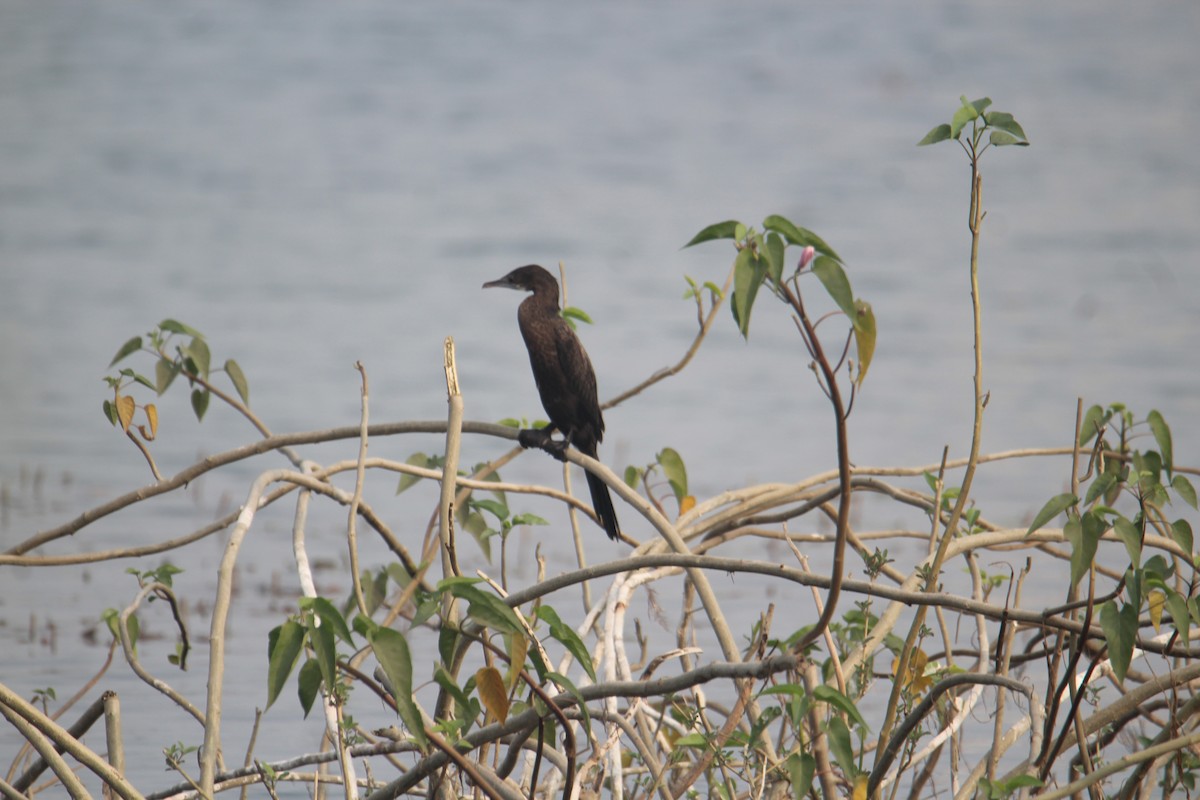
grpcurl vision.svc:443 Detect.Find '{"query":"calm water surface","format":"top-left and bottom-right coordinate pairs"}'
top-left (2, 1), bottom-right (1198, 790)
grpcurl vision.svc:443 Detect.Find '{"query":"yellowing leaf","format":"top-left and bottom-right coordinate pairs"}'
top-left (139, 403), bottom-right (158, 441)
top-left (679, 495), bottom-right (696, 517)
top-left (475, 666), bottom-right (509, 723)
top-left (1149, 590), bottom-right (1165, 633)
top-left (853, 774), bottom-right (869, 800)
top-left (116, 395), bottom-right (136, 432)
top-left (892, 649), bottom-right (933, 696)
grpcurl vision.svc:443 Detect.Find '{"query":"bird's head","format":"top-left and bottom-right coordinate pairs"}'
top-left (482, 264), bottom-right (558, 293)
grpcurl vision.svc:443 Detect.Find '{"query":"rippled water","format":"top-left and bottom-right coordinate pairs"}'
top-left (2, 0), bottom-right (1198, 790)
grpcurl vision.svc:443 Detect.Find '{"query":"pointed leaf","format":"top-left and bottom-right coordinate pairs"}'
top-left (185, 337), bottom-right (211, 378)
top-left (155, 358), bottom-right (180, 395)
top-left (224, 359), bottom-right (250, 405)
top-left (102, 399), bottom-right (118, 426)
top-left (732, 247), bottom-right (766, 338)
top-left (950, 103), bottom-right (979, 139)
top-left (537, 605), bottom-right (597, 682)
top-left (116, 395), bottom-right (136, 433)
top-left (1147, 410), bottom-right (1172, 474)
top-left (812, 685), bottom-right (868, 730)
top-left (657, 447), bottom-right (688, 502)
top-left (109, 336), bottom-right (143, 367)
top-left (683, 220), bottom-right (742, 248)
top-left (1084, 473), bottom-right (1117, 507)
top-left (969, 97), bottom-right (992, 114)
top-left (141, 404), bottom-right (158, 440)
top-left (450, 584), bottom-right (523, 635)
top-left (1112, 516), bottom-right (1143, 567)
top-left (561, 306), bottom-right (593, 326)
top-left (989, 129), bottom-right (1029, 147)
top-left (1099, 600), bottom-right (1136, 682)
top-left (397, 452), bottom-right (433, 494)
top-left (1171, 519), bottom-right (1193, 555)
top-left (1025, 493), bottom-right (1077, 536)
top-left (266, 621), bottom-right (305, 710)
top-left (547, 671), bottom-right (591, 731)
top-left (853, 300), bottom-right (876, 385)
top-left (475, 667), bottom-right (509, 723)
top-left (190, 389), bottom-right (210, 422)
top-left (826, 715), bottom-right (856, 778)
top-left (297, 658), bottom-right (322, 717)
top-left (765, 232), bottom-right (785, 286)
top-left (1165, 592), bottom-right (1191, 647)
top-left (811, 256), bottom-right (855, 318)
top-left (1079, 405), bottom-right (1105, 445)
top-left (1170, 474), bottom-right (1197, 509)
top-left (1148, 590), bottom-right (1165, 633)
top-left (785, 752), bottom-right (815, 799)
top-left (305, 596), bottom-right (355, 645)
top-left (370, 627), bottom-right (427, 746)
top-left (917, 123), bottom-right (952, 146)
top-left (983, 111), bottom-right (1028, 142)
top-left (307, 612), bottom-right (337, 690)
top-left (159, 319), bottom-right (204, 337)
top-left (762, 215), bottom-right (843, 263)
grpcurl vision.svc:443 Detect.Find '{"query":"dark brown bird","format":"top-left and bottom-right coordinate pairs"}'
top-left (483, 265), bottom-right (621, 541)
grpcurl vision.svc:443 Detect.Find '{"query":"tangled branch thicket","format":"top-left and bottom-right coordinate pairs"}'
top-left (4, 99), bottom-right (1200, 800)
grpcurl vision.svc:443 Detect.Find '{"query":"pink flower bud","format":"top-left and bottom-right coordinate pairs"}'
top-left (798, 246), bottom-right (816, 271)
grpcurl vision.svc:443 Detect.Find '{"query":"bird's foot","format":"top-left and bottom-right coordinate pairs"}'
top-left (518, 428), bottom-right (569, 462)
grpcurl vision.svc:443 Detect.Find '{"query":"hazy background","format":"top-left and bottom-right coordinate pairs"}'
top-left (2, 0), bottom-right (1198, 788)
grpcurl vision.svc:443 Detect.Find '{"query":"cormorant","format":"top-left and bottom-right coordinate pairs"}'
top-left (483, 265), bottom-right (621, 541)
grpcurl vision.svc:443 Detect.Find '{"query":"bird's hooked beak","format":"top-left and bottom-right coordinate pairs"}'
top-left (482, 274), bottom-right (518, 290)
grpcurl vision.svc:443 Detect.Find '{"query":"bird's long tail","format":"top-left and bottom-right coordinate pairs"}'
top-left (585, 469), bottom-right (621, 541)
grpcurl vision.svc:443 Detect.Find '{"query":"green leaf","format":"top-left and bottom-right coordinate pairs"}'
top-left (536, 606), bottom-right (597, 682)
top-left (102, 399), bottom-right (118, 426)
top-left (1084, 473), bottom-right (1117, 507)
top-left (852, 300), bottom-right (876, 385)
top-left (732, 247), bottom-right (766, 338)
top-left (811, 256), bottom-right (855, 318)
top-left (307, 612), bottom-right (337, 690)
top-left (825, 715), bottom-right (857, 778)
top-left (989, 129), bottom-right (1029, 147)
top-left (561, 306), bottom-right (593, 326)
top-left (656, 447), bottom-right (688, 503)
top-left (917, 123), bottom-right (952, 146)
top-left (983, 111), bottom-right (1028, 143)
top-left (968, 97), bottom-right (992, 114)
top-left (1098, 600), bottom-right (1137, 682)
top-left (1025, 493), bottom-right (1077, 536)
top-left (683, 220), bottom-right (742, 248)
top-left (303, 596), bottom-right (356, 645)
top-left (762, 215), bottom-right (843, 263)
top-left (184, 337), bottom-right (211, 378)
top-left (1112, 516), bottom-right (1143, 566)
top-left (450, 584), bottom-right (523, 635)
top-left (109, 336), bottom-right (143, 367)
top-left (950, 102), bottom-right (979, 139)
top-left (623, 465), bottom-right (643, 489)
top-left (546, 671), bottom-right (591, 732)
top-left (297, 658), bottom-right (322, 717)
top-left (370, 627), bottom-right (427, 746)
top-left (1147, 410), bottom-right (1173, 474)
top-left (765, 232), bottom-right (785, 286)
top-left (1171, 519), bottom-right (1193, 555)
top-left (266, 621), bottom-right (305, 710)
top-left (224, 359), bottom-right (250, 405)
top-left (397, 452), bottom-right (434, 495)
top-left (155, 358), bottom-right (180, 395)
top-left (1079, 405), bottom-right (1105, 445)
top-left (785, 752), bottom-right (816, 799)
top-left (1066, 512), bottom-right (1106, 588)
top-left (472, 498), bottom-right (510, 522)
top-left (159, 319), bottom-right (204, 338)
top-left (1173, 475), bottom-right (1198, 509)
top-left (190, 389), bottom-right (210, 422)
top-left (812, 685), bottom-right (868, 731)
top-left (1165, 591), bottom-right (1191, 647)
